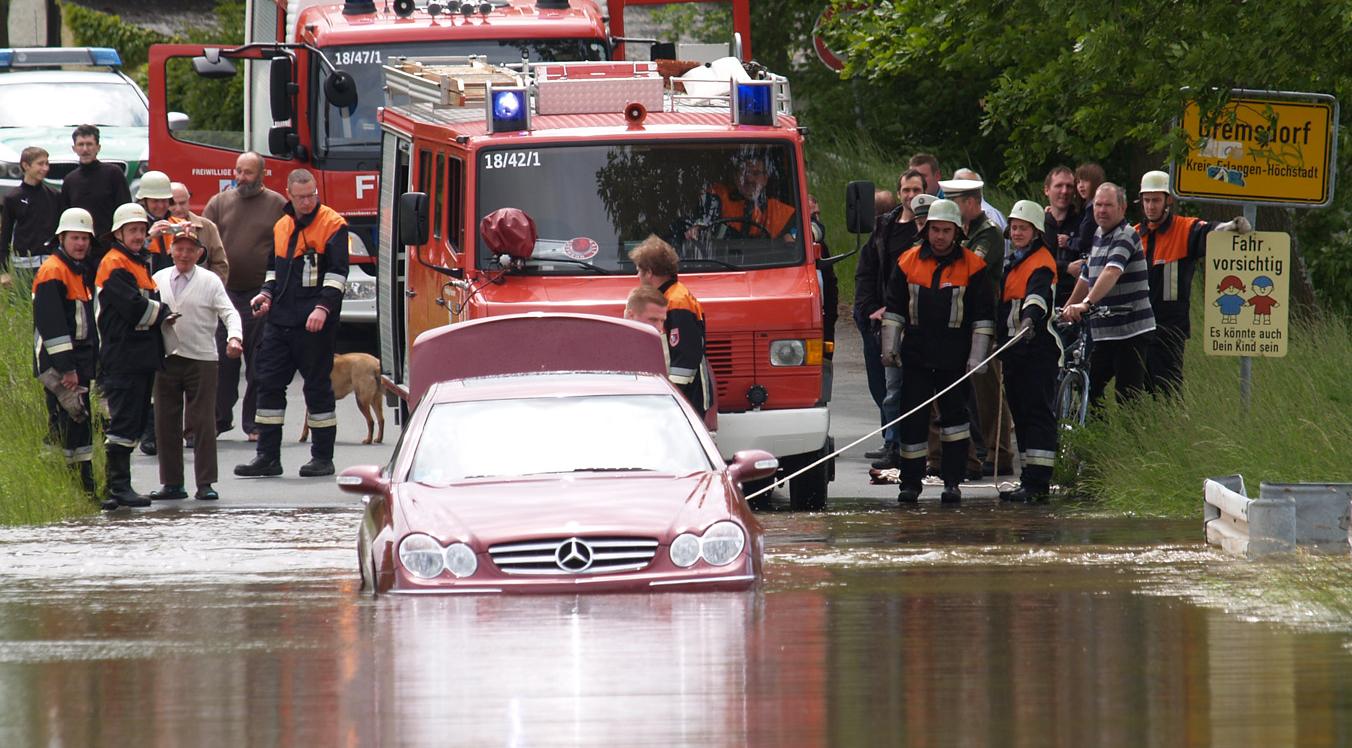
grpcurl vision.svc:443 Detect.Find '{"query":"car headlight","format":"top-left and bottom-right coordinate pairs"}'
top-left (0, 161), bottom-right (22, 180)
top-left (669, 533), bottom-right (700, 568)
top-left (769, 339), bottom-right (806, 366)
top-left (444, 542), bottom-right (478, 578)
top-left (345, 279), bottom-right (377, 300)
top-left (699, 521), bottom-right (746, 566)
top-left (398, 533), bottom-right (447, 578)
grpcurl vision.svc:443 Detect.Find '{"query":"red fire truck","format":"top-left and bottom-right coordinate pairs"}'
top-left (376, 57), bottom-right (835, 508)
top-left (146, 0), bottom-right (751, 325)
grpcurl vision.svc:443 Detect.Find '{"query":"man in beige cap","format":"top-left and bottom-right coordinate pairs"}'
top-left (170, 181), bottom-right (230, 284)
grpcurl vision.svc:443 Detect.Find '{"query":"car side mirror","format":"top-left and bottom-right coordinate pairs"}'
top-left (337, 464), bottom-right (389, 496)
top-left (844, 180), bottom-right (876, 234)
top-left (727, 449), bottom-right (778, 484)
top-left (167, 111), bottom-right (190, 132)
top-left (398, 192), bottom-right (430, 246)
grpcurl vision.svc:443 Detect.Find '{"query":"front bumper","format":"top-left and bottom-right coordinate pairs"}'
top-left (382, 556), bottom-right (758, 595)
top-left (712, 406), bottom-right (830, 461)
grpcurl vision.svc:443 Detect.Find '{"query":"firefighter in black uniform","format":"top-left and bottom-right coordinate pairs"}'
top-left (997, 201), bottom-right (1061, 503)
top-left (95, 203), bottom-right (172, 508)
top-left (33, 209), bottom-right (101, 505)
top-left (881, 199), bottom-right (995, 504)
top-left (629, 235), bottom-right (711, 416)
top-left (236, 169), bottom-right (348, 478)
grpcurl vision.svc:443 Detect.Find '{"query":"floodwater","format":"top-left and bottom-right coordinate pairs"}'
top-left (2, 503), bottom-right (1352, 746)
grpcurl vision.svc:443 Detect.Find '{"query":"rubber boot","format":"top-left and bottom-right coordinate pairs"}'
top-left (105, 446), bottom-right (150, 508)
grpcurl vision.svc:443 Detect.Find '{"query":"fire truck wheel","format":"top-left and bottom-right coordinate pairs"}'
top-left (788, 443), bottom-right (832, 511)
top-left (743, 478), bottom-right (774, 511)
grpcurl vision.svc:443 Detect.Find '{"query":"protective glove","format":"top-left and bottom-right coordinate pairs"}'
top-left (37, 368), bottom-right (89, 423)
top-left (880, 312), bottom-right (904, 367)
top-left (1017, 316), bottom-right (1036, 343)
top-left (1214, 216), bottom-right (1253, 234)
top-left (966, 332), bottom-right (992, 374)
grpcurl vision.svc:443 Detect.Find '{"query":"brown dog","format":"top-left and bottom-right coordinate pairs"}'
top-left (300, 352), bottom-right (385, 444)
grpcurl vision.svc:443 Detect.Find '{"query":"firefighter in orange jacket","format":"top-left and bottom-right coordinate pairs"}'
top-left (630, 235), bottom-right (712, 416)
top-left (881, 199), bottom-right (995, 504)
top-left (686, 150), bottom-right (797, 246)
top-left (96, 202), bottom-right (173, 508)
top-left (236, 169), bottom-right (348, 479)
top-left (33, 209), bottom-right (100, 504)
top-left (1134, 170), bottom-right (1248, 395)
top-left (996, 201), bottom-right (1060, 503)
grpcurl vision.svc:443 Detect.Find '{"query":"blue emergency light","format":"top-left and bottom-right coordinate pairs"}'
top-left (732, 80), bottom-right (775, 127)
top-left (486, 86), bottom-right (530, 133)
top-left (0, 47), bottom-right (122, 69)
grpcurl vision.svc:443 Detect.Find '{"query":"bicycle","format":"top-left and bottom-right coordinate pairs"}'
top-left (1053, 305), bottom-right (1134, 429)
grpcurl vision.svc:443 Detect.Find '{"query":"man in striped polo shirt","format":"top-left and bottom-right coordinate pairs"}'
top-left (1061, 183), bottom-right (1156, 407)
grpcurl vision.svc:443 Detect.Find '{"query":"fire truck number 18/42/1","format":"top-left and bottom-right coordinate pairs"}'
top-left (484, 151), bottom-right (543, 170)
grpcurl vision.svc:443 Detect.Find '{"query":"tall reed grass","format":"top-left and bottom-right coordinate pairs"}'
top-left (0, 279), bottom-right (97, 525)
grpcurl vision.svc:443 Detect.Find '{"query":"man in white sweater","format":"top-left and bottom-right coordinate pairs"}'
top-left (148, 227), bottom-right (243, 501)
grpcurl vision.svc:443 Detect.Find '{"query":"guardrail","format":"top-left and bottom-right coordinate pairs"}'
top-left (1203, 475), bottom-right (1352, 557)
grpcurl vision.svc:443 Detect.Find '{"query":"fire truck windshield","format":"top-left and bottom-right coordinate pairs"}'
top-left (476, 141), bottom-right (804, 273)
top-left (317, 39), bottom-right (606, 159)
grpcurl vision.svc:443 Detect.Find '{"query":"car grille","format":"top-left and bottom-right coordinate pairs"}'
top-left (704, 333), bottom-right (754, 404)
top-left (47, 161), bottom-right (127, 181)
top-left (488, 536), bottom-right (659, 575)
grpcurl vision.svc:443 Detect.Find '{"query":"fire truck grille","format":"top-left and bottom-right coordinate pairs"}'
top-left (705, 334), bottom-right (754, 403)
top-left (488, 537), bottom-right (659, 575)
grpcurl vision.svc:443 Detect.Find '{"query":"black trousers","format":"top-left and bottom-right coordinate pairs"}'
top-left (1147, 324), bottom-right (1187, 396)
top-left (1003, 351), bottom-right (1059, 492)
top-left (45, 375), bottom-right (93, 466)
top-left (1088, 333), bottom-right (1152, 409)
top-left (216, 287), bottom-right (263, 434)
top-left (254, 322), bottom-right (336, 461)
top-left (101, 373), bottom-right (154, 450)
top-left (896, 364), bottom-right (970, 488)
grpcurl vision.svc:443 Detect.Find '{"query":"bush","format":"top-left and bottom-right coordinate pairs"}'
top-left (0, 278), bottom-right (97, 525)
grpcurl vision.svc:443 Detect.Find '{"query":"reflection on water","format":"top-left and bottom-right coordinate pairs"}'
top-left (1, 507), bottom-right (1351, 745)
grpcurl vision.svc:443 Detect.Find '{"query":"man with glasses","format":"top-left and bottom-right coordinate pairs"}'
top-left (235, 169), bottom-right (349, 478)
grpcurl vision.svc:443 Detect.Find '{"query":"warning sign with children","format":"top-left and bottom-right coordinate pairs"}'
top-left (1204, 231), bottom-right (1290, 357)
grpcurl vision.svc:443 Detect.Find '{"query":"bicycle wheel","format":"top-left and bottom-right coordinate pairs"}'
top-left (1055, 369), bottom-right (1090, 428)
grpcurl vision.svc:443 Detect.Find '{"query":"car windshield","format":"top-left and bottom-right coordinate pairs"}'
top-left (318, 38), bottom-right (606, 157)
top-left (477, 141), bottom-right (804, 273)
top-left (0, 81), bottom-right (147, 128)
top-left (407, 394), bottom-right (711, 483)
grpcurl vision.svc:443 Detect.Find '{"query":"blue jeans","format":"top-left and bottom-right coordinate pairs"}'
top-left (853, 306), bottom-right (886, 423)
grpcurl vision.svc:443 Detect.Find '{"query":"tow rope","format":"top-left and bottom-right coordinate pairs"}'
top-left (743, 326), bottom-right (1031, 502)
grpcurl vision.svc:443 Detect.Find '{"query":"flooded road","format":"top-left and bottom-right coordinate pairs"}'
top-left (4, 503), bottom-right (1352, 746)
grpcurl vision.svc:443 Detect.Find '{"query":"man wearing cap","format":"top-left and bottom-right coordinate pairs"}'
top-left (1134, 170), bottom-right (1249, 394)
top-left (149, 226), bottom-right (243, 502)
top-left (236, 168), bottom-right (348, 479)
top-left (170, 181), bottom-right (230, 283)
top-left (1061, 183), bottom-right (1156, 406)
top-left (95, 202), bottom-right (174, 508)
top-left (854, 168), bottom-right (927, 466)
top-left (881, 198), bottom-right (995, 504)
top-left (997, 201), bottom-right (1060, 503)
top-left (942, 176), bottom-right (1013, 476)
top-left (953, 168), bottom-right (1008, 236)
top-left (32, 208), bottom-right (102, 505)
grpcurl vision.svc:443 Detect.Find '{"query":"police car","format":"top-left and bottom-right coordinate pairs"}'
top-left (0, 47), bottom-right (149, 193)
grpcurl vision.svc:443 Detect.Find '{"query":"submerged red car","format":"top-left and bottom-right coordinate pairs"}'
top-left (338, 313), bottom-right (777, 594)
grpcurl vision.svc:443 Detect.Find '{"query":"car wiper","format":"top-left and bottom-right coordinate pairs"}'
top-left (679, 257), bottom-right (741, 271)
top-left (519, 467), bottom-right (654, 476)
top-left (524, 257), bottom-right (612, 274)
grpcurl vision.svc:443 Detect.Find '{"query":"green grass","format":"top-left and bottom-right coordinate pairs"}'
top-left (0, 279), bottom-right (98, 525)
top-left (806, 137), bottom-right (1033, 308)
top-left (1058, 311), bottom-right (1352, 517)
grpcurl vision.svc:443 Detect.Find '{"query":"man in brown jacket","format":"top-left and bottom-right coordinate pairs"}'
top-left (203, 151), bottom-right (287, 439)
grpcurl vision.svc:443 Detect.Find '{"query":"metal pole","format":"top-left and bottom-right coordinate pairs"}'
top-left (1240, 203), bottom-right (1258, 410)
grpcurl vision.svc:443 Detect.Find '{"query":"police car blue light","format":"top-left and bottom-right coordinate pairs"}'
top-left (0, 47), bottom-right (123, 68)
